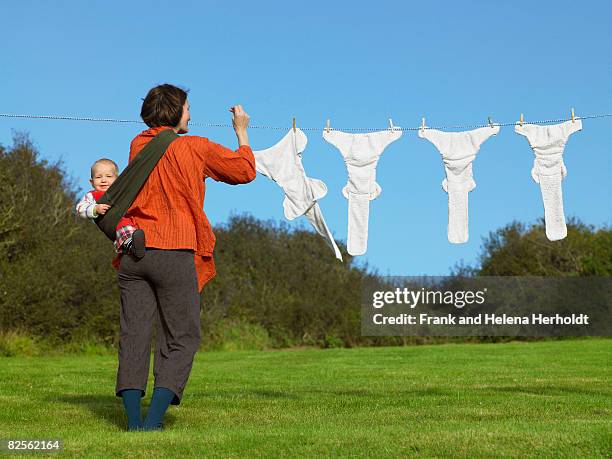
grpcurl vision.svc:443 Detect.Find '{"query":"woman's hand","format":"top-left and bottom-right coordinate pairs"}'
top-left (229, 105), bottom-right (250, 147)
top-left (230, 105), bottom-right (250, 130)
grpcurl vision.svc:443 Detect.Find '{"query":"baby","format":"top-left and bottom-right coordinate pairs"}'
top-left (76, 158), bottom-right (146, 258)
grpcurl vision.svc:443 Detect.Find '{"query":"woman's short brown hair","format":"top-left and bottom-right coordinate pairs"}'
top-left (140, 84), bottom-right (189, 128)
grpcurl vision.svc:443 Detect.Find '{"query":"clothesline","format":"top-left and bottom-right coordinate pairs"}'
top-left (0, 112), bottom-right (611, 132)
top-left (255, 116), bottom-right (587, 258)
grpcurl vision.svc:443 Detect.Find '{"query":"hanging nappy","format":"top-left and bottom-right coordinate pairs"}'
top-left (254, 128), bottom-right (343, 261)
top-left (323, 127), bottom-right (402, 256)
top-left (419, 125), bottom-right (500, 244)
top-left (515, 119), bottom-right (582, 241)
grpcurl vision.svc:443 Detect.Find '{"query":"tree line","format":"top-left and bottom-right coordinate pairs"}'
top-left (0, 134), bottom-right (609, 351)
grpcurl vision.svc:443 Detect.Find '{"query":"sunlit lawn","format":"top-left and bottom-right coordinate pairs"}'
top-left (1, 339), bottom-right (610, 458)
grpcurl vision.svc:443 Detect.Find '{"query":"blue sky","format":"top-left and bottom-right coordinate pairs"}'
top-left (1, 0), bottom-right (610, 275)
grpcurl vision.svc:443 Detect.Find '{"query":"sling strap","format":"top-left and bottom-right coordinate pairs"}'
top-left (95, 128), bottom-right (179, 241)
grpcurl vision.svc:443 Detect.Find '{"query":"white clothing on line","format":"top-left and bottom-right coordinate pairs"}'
top-left (419, 125), bottom-right (500, 244)
top-left (323, 127), bottom-right (402, 256)
top-left (515, 119), bottom-right (582, 241)
top-left (254, 128), bottom-right (343, 260)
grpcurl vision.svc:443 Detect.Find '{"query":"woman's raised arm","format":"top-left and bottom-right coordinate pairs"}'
top-left (230, 104), bottom-right (250, 147)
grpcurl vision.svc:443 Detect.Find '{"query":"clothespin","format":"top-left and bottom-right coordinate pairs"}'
top-left (388, 118), bottom-right (395, 130)
top-left (325, 118), bottom-right (331, 132)
top-left (293, 117), bottom-right (296, 133)
top-left (571, 107), bottom-right (575, 123)
top-left (488, 116), bottom-right (494, 128)
top-left (421, 117), bottom-right (426, 130)
top-left (519, 113), bottom-right (524, 126)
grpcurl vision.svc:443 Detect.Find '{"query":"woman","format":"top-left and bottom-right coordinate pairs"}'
top-left (115, 83), bottom-right (255, 431)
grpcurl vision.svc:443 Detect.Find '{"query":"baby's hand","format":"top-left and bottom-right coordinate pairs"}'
top-left (95, 204), bottom-right (111, 215)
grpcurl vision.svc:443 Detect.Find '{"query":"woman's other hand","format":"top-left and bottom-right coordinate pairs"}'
top-left (229, 105), bottom-right (250, 147)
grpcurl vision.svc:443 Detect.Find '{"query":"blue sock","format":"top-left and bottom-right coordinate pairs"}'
top-left (142, 387), bottom-right (176, 430)
top-left (120, 389), bottom-right (142, 430)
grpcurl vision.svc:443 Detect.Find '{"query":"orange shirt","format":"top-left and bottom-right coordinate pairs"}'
top-left (112, 126), bottom-right (256, 291)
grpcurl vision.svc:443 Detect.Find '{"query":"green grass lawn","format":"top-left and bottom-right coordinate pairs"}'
top-left (0, 339), bottom-right (610, 458)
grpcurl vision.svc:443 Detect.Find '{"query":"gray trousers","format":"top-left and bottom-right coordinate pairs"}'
top-left (115, 249), bottom-right (201, 405)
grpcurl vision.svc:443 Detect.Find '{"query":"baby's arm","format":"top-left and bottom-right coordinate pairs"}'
top-left (75, 192), bottom-right (98, 219)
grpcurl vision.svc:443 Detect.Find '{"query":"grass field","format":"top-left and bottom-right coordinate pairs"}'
top-left (0, 339), bottom-right (610, 458)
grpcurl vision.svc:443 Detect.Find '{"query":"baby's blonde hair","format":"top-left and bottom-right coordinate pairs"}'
top-left (91, 158), bottom-right (119, 178)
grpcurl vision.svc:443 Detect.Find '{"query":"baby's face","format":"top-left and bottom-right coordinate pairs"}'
top-left (90, 163), bottom-right (117, 192)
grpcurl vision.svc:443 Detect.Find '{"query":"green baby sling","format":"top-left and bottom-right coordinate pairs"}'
top-left (94, 128), bottom-right (178, 241)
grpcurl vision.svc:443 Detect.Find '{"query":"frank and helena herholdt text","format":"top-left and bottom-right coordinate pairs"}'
top-left (371, 313), bottom-right (590, 326)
